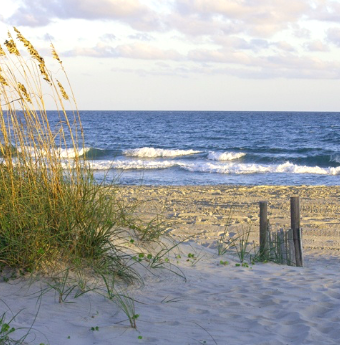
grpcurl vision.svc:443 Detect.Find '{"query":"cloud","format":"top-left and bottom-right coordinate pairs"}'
top-left (273, 41), bottom-right (296, 52)
top-left (185, 46), bottom-right (340, 79)
top-left (326, 27), bottom-right (340, 47)
top-left (212, 36), bottom-right (270, 51)
top-left (309, 0), bottom-right (340, 22)
top-left (304, 40), bottom-right (329, 52)
top-left (66, 42), bottom-right (183, 60)
top-left (171, 0), bottom-right (310, 37)
top-left (7, 0), bottom-right (313, 38)
top-left (8, 0), bottom-right (160, 30)
top-left (41, 33), bottom-right (55, 41)
top-left (100, 33), bottom-right (117, 42)
top-left (128, 33), bottom-right (154, 41)
top-left (291, 24), bottom-right (311, 39)
top-left (187, 48), bottom-right (254, 65)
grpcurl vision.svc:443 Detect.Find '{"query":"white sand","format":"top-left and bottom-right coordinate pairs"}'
top-left (2, 186), bottom-right (340, 345)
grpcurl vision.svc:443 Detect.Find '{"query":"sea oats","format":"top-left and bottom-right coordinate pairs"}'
top-left (51, 43), bottom-right (62, 65)
top-left (13, 26), bottom-right (50, 84)
top-left (4, 31), bottom-right (20, 56)
top-left (0, 44), bottom-right (6, 56)
top-left (0, 73), bottom-right (8, 86)
top-left (39, 62), bottom-right (51, 84)
top-left (14, 27), bottom-right (44, 64)
top-left (18, 82), bottom-right (32, 103)
top-left (57, 80), bottom-right (69, 100)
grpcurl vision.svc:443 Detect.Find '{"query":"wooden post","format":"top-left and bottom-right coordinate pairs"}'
top-left (288, 229), bottom-right (295, 266)
top-left (279, 229), bottom-right (286, 264)
top-left (291, 196), bottom-right (303, 267)
top-left (259, 201), bottom-right (268, 260)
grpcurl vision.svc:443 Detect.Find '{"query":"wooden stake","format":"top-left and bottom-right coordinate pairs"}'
top-left (291, 197), bottom-right (303, 267)
top-left (259, 201), bottom-right (268, 259)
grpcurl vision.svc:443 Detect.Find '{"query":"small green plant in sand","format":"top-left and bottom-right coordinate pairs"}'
top-left (232, 226), bottom-right (253, 263)
top-left (0, 313), bottom-right (16, 345)
top-left (43, 269), bottom-right (78, 303)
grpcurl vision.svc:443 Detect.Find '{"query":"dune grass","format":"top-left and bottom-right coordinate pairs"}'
top-left (0, 28), bottom-right (169, 331)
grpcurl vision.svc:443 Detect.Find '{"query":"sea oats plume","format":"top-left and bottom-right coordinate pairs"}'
top-left (0, 44), bottom-right (6, 56)
top-left (4, 32), bottom-right (20, 56)
top-left (18, 82), bottom-right (32, 103)
top-left (51, 43), bottom-right (62, 65)
top-left (57, 80), bottom-right (69, 100)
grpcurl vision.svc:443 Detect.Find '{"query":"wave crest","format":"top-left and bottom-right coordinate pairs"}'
top-left (208, 151), bottom-right (246, 161)
top-left (86, 159), bottom-right (340, 175)
top-left (123, 147), bottom-right (201, 158)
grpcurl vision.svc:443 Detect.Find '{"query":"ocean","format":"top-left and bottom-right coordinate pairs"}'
top-left (51, 111), bottom-right (340, 186)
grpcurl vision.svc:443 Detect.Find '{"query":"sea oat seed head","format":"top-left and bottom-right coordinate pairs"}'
top-left (57, 80), bottom-right (69, 100)
top-left (51, 43), bottom-right (62, 65)
top-left (0, 44), bottom-right (6, 56)
top-left (4, 39), bottom-right (20, 56)
top-left (0, 73), bottom-right (8, 86)
top-left (14, 27), bottom-right (44, 64)
top-left (18, 82), bottom-right (32, 103)
top-left (39, 62), bottom-right (51, 84)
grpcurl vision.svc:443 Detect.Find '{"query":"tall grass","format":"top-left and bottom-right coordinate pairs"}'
top-left (0, 28), bottom-right (146, 285)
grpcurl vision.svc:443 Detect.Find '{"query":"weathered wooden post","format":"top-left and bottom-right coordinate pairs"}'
top-left (259, 201), bottom-right (268, 260)
top-left (290, 196), bottom-right (303, 267)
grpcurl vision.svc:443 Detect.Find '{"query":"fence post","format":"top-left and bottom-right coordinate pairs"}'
top-left (259, 201), bottom-right (268, 260)
top-left (290, 196), bottom-right (303, 267)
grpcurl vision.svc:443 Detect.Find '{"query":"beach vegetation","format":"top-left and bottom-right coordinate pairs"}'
top-left (0, 28), bottom-right (177, 330)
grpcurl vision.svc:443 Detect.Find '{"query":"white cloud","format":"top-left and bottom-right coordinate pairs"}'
top-left (8, 0), bottom-right (161, 30)
top-left (128, 33), bottom-right (154, 41)
top-left (305, 39), bottom-right (329, 51)
top-left (326, 27), bottom-right (340, 46)
top-left (273, 41), bottom-right (296, 52)
top-left (100, 33), bottom-right (117, 42)
top-left (171, 0), bottom-right (310, 37)
top-left (187, 48), bottom-right (254, 65)
top-left (67, 42), bottom-right (183, 60)
top-left (310, 0), bottom-right (340, 22)
top-left (212, 36), bottom-right (270, 51)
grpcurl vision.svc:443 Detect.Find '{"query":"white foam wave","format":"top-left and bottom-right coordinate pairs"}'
top-left (183, 161), bottom-right (340, 175)
top-left (18, 146), bottom-right (91, 158)
top-left (123, 147), bottom-right (201, 158)
top-left (85, 159), bottom-right (340, 175)
top-left (208, 151), bottom-right (246, 161)
top-left (89, 160), bottom-right (177, 170)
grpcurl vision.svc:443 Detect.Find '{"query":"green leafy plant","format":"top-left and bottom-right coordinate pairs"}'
top-left (0, 313), bottom-right (16, 344)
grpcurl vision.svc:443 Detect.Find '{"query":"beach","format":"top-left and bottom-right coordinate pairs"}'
top-left (2, 185), bottom-right (340, 345)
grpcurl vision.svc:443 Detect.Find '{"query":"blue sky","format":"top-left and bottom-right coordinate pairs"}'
top-left (2, 0), bottom-right (340, 111)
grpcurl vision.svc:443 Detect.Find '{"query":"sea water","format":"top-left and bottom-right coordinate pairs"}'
top-left (49, 111), bottom-right (340, 186)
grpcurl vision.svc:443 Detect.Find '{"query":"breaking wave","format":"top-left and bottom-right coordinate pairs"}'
top-left (87, 159), bottom-right (340, 175)
top-left (208, 151), bottom-right (246, 161)
top-left (123, 147), bottom-right (201, 158)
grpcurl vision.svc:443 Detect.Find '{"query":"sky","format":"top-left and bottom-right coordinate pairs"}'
top-left (2, 0), bottom-right (340, 111)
